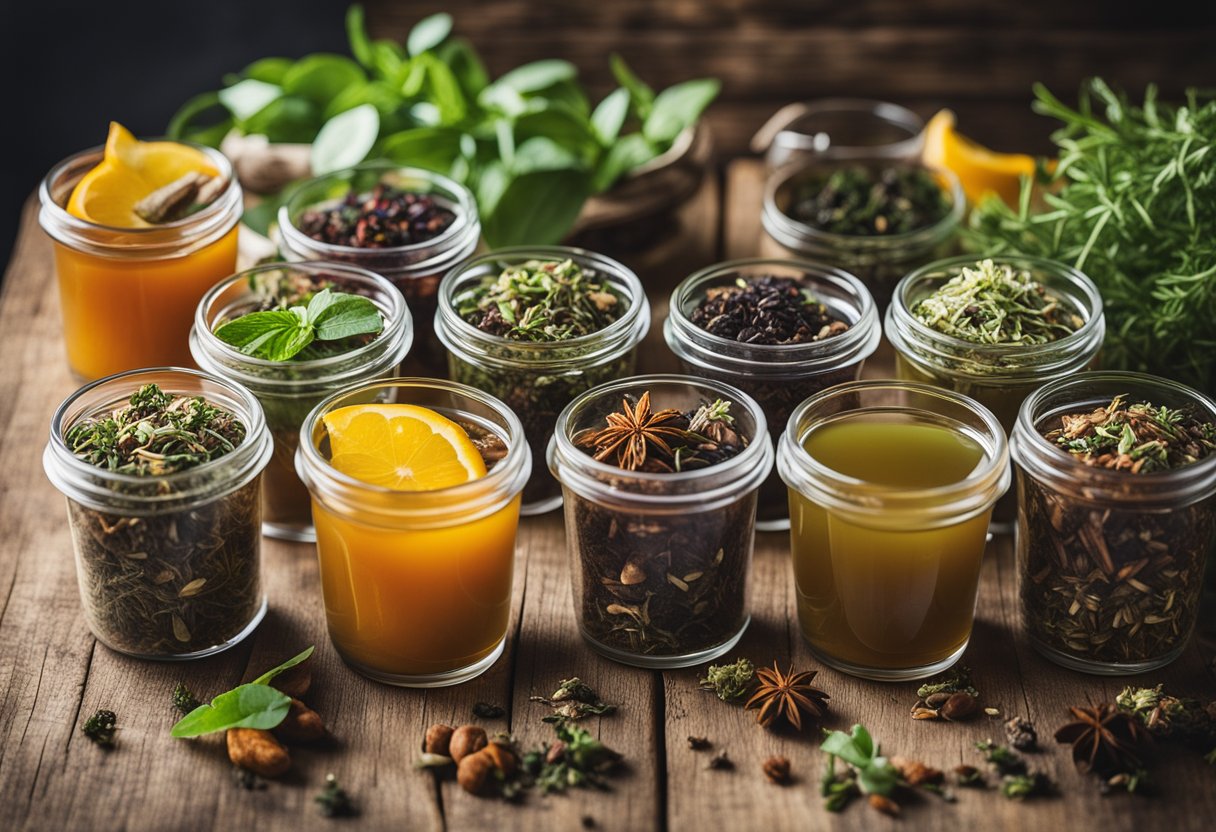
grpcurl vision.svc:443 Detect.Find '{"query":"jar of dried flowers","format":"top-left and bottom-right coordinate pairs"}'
top-left (1011, 371), bottom-right (1216, 674)
top-left (548, 375), bottom-right (772, 668)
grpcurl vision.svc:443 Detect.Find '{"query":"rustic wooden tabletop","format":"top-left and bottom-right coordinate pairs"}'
top-left (1, 159), bottom-right (1213, 832)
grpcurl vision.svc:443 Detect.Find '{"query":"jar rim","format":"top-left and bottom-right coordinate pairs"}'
top-left (767, 98), bottom-right (925, 159)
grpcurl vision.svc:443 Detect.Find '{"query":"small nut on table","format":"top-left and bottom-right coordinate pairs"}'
top-left (227, 728), bottom-right (291, 778)
top-left (940, 692), bottom-right (979, 722)
top-left (273, 699), bottom-right (326, 743)
top-left (483, 741), bottom-right (518, 777)
top-left (424, 724), bottom-right (455, 756)
top-left (457, 748), bottom-right (497, 795)
top-left (449, 725), bottom-right (488, 763)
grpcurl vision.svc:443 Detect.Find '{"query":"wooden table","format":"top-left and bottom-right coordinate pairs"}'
top-left (2, 160), bottom-right (1213, 832)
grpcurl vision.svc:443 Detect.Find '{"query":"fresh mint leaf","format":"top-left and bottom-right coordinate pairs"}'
top-left (418, 53), bottom-right (467, 123)
top-left (346, 5), bottom-right (375, 68)
top-left (407, 12), bottom-right (453, 57)
top-left (591, 88), bottom-right (631, 146)
top-left (610, 54), bottom-right (655, 119)
top-left (592, 133), bottom-right (655, 192)
top-left (282, 54), bottom-right (366, 107)
top-left (218, 79), bottom-right (282, 122)
top-left (251, 646), bottom-right (315, 686)
top-left (214, 310), bottom-right (311, 360)
top-left (514, 107), bottom-right (600, 157)
top-left (323, 80), bottom-right (403, 122)
top-left (170, 683), bottom-right (291, 738)
top-left (643, 78), bottom-right (719, 145)
top-left (312, 104), bottom-right (380, 174)
top-left (311, 294), bottom-right (383, 341)
top-left (857, 756), bottom-right (898, 795)
top-left (820, 725), bottom-right (873, 769)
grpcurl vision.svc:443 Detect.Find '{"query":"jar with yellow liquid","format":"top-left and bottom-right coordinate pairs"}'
top-left (778, 380), bottom-right (1009, 680)
top-left (296, 379), bottom-right (530, 687)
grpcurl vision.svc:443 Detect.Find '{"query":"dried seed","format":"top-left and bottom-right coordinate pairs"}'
top-left (178, 578), bottom-right (207, 598)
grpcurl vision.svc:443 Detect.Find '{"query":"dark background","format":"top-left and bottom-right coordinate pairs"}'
top-left (5, 0), bottom-right (1215, 272)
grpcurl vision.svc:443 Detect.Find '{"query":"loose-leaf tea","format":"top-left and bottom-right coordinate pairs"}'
top-left (297, 182), bottom-right (456, 248)
top-left (789, 165), bottom-right (950, 236)
top-left (1116, 684), bottom-right (1216, 760)
top-left (173, 683), bottom-right (202, 716)
top-left (522, 722), bottom-right (623, 794)
top-left (1021, 395), bottom-right (1216, 665)
top-left (315, 773), bottom-right (357, 817)
top-left (530, 677), bottom-right (617, 722)
top-left (63, 385), bottom-right (262, 657)
top-left (698, 657), bottom-right (755, 702)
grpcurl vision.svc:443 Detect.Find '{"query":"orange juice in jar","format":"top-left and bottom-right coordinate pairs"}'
top-left (39, 124), bottom-right (242, 380)
top-left (297, 379), bottom-right (530, 687)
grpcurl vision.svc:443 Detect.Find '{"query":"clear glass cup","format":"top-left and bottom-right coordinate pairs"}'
top-left (548, 375), bottom-right (773, 669)
top-left (664, 258), bottom-right (880, 531)
top-left (1011, 372), bottom-right (1216, 674)
top-left (436, 246), bottom-right (650, 515)
top-left (296, 378), bottom-right (530, 687)
top-left (190, 262), bottom-right (413, 541)
top-left (43, 368), bottom-right (272, 660)
top-left (755, 98), bottom-right (925, 171)
top-left (39, 144), bottom-right (242, 380)
top-left (778, 380), bottom-right (1010, 680)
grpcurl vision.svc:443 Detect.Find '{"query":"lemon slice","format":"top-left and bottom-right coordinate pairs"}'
top-left (323, 404), bottom-right (488, 491)
top-left (922, 109), bottom-right (1037, 207)
top-left (66, 122), bottom-right (218, 227)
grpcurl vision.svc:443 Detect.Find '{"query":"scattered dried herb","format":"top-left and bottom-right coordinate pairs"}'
top-left (745, 663), bottom-right (830, 731)
top-left (1054, 703), bottom-right (1151, 778)
top-left (530, 678), bottom-right (617, 722)
top-left (910, 666), bottom-right (982, 722)
top-left (298, 183), bottom-right (455, 248)
top-left (699, 657), bottom-right (755, 702)
top-left (82, 709), bottom-right (117, 749)
top-left (762, 756), bottom-right (792, 785)
top-left (1047, 396), bottom-right (1216, 473)
top-left (1001, 772), bottom-right (1053, 800)
top-left (232, 766), bottom-right (267, 790)
top-left (473, 702), bottom-right (506, 720)
top-left (916, 665), bottom-right (979, 700)
top-left (789, 165), bottom-right (950, 236)
top-left (975, 740), bottom-right (1053, 799)
top-left (315, 773), bottom-right (356, 817)
top-left (708, 750), bottom-right (733, 770)
top-left (689, 275), bottom-right (849, 346)
top-left (687, 736), bottom-right (711, 750)
top-left (1005, 717), bottom-right (1038, 752)
top-left (214, 287), bottom-right (383, 362)
top-left (819, 724), bottom-right (899, 813)
top-left (1117, 684), bottom-right (1216, 758)
top-left (173, 683), bottom-right (202, 716)
top-left (954, 765), bottom-right (984, 787)
top-left (523, 722), bottom-right (623, 794)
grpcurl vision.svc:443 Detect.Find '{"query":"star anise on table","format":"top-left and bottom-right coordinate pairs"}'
top-left (573, 391), bottom-right (690, 472)
top-left (744, 663), bottom-right (830, 731)
top-left (1054, 703), bottom-right (1151, 776)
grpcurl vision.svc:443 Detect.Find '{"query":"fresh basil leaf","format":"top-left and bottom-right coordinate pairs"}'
top-left (243, 96), bottom-right (322, 143)
top-left (241, 57), bottom-right (294, 85)
top-left (494, 119), bottom-right (515, 169)
top-left (346, 4), bottom-right (375, 68)
top-left (303, 288), bottom-right (339, 323)
top-left (532, 79), bottom-right (590, 117)
top-left (493, 59), bottom-right (577, 95)
top-left (419, 53), bottom-right (466, 123)
top-left (251, 646), bottom-right (316, 686)
top-left (323, 80), bottom-right (404, 121)
top-left (218, 79), bottom-right (282, 122)
top-left (591, 88), bottom-right (631, 146)
top-left (167, 91), bottom-right (225, 141)
top-left (312, 104), bottom-right (380, 175)
top-left (214, 310), bottom-right (313, 361)
top-left (170, 683), bottom-right (292, 738)
top-left (282, 54), bottom-right (366, 107)
top-left (371, 41), bottom-right (408, 85)
top-left (407, 12), bottom-right (453, 57)
top-left (592, 133), bottom-right (655, 192)
top-left (437, 38), bottom-right (489, 97)
top-left (482, 168), bottom-right (591, 247)
top-left (610, 54), bottom-right (655, 119)
top-left (642, 78), bottom-right (719, 145)
top-left (478, 83), bottom-right (528, 118)
top-left (515, 106), bottom-right (600, 158)
top-left (313, 295), bottom-right (385, 341)
top-left (475, 160), bottom-right (510, 217)
top-left (380, 126), bottom-right (463, 173)
top-left (512, 137), bottom-right (581, 175)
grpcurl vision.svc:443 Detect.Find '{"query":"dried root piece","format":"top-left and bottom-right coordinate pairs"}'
top-left (227, 728), bottom-right (291, 778)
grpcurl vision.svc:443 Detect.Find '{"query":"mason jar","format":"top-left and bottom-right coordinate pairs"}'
top-left (761, 156), bottom-right (963, 308)
top-left (278, 163), bottom-right (480, 374)
top-left (190, 262), bottom-right (413, 541)
top-left (755, 98), bottom-right (925, 171)
top-left (436, 247), bottom-right (650, 515)
top-left (39, 144), bottom-right (242, 380)
top-left (43, 368), bottom-right (272, 660)
top-left (296, 378), bottom-right (530, 687)
top-left (664, 258), bottom-right (880, 531)
top-left (548, 375), bottom-right (773, 668)
top-left (779, 381), bottom-right (1009, 681)
top-left (1011, 372), bottom-right (1216, 675)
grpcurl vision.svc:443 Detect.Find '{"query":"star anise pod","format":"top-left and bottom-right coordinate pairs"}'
top-left (573, 391), bottom-right (689, 471)
top-left (744, 663), bottom-right (829, 731)
top-left (1054, 703), bottom-right (1151, 776)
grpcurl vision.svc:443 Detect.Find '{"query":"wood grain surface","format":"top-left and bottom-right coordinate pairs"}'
top-left (2, 162), bottom-right (1215, 831)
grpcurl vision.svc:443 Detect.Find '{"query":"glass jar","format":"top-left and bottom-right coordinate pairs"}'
top-left (664, 258), bottom-right (880, 531)
top-left (548, 375), bottom-right (773, 668)
top-left (278, 163), bottom-right (480, 374)
top-left (755, 98), bottom-right (925, 171)
top-left (39, 144), bottom-right (242, 380)
top-left (190, 262), bottom-right (413, 541)
top-left (43, 368), bottom-right (272, 660)
top-left (761, 156), bottom-right (963, 308)
top-left (436, 246), bottom-right (650, 515)
top-left (296, 378), bottom-right (530, 687)
top-left (1011, 372), bottom-right (1216, 675)
top-left (779, 381), bottom-right (1010, 681)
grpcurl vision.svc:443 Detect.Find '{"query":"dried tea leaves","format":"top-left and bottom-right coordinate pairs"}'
top-left (1046, 394), bottom-right (1216, 474)
top-left (689, 274), bottom-right (850, 345)
top-left (789, 165), bottom-right (950, 236)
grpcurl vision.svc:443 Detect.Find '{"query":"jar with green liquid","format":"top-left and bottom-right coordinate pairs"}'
top-left (778, 381), bottom-right (1009, 680)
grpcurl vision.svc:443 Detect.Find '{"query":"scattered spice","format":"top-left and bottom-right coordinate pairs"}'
top-left (975, 740), bottom-right (1053, 799)
top-left (788, 164), bottom-right (950, 236)
top-left (698, 657), bottom-right (755, 702)
top-left (687, 735), bottom-right (711, 750)
top-left (1116, 684), bottom-right (1216, 758)
top-left (315, 773), bottom-right (356, 817)
top-left (82, 709), bottom-right (118, 749)
top-left (523, 722), bottom-right (623, 794)
top-left (1054, 703), bottom-right (1151, 778)
top-left (744, 663), bottom-right (830, 731)
top-left (910, 666), bottom-right (981, 722)
top-left (173, 683), bottom-right (201, 716)
top-left (953, 764), bottom-right (985, 787)
top-left (232, 766), bottom-right (267, 790)
top-left (473, 702), bottom-right (507, 720)
top-left (530, 678), bottom-right (617, 722)
top-left (1005, 717), bottom-right (1038, 752)
top-left (297, 183), bottom-right (456, 248)
top-left (708, 750), bottom-right (733, 770)
top-left (762, 756), bottom-right (791, 784)
top-left (688, 275), bottom-right (849, 345)
top-left (134, 171), bottom-right (224, 224)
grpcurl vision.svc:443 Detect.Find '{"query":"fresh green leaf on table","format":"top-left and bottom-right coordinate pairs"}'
top-left (251, 646), bottom-right (316, 685)
top-left (312, 104), bottom-right (380, 174)
top-left (407, 12), bottom-right (453, 56)
top-left (643, 78), bottom-right (721, 145)
top-left (170, 684), bottom-right (291, 738)
top-left (218, 79), bottom-right (282, 121)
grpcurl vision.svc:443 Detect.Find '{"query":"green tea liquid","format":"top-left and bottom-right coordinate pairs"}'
top-left (789, 419), bottom-right (992, 673)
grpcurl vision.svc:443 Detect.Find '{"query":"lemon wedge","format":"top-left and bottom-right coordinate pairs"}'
top-left (922, 109), bottom-right (1037, 207)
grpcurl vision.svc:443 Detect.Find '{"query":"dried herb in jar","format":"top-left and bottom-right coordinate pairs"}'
top-left (688, 275), bottom-right (850, 346)
top-left (789, 165), bottom-right (949, 237)
top-left (64, 384), bottom-right (261, 656)
top-left (297, 183), bottom-right (455, 248)
top-left (569, 394), bottom-right (752, 656)
top-left (1022, 395), bottom-right (1216, 665)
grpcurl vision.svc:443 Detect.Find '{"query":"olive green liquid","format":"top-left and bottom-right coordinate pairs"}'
top-left (789, 420), bottom-right (992, 674)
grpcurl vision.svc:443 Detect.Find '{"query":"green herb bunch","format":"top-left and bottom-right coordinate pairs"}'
top-left (168, 6), bottom-right (719, 247)
top-left (214, 287), bottom-right (383, 361)
top-left (970, 80), bottom-right (1216, 393)
top-left (454, 258), bottom-right (623, 342)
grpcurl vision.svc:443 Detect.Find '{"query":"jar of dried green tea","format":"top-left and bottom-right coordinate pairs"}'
top-left (43, 368), bottom-right (272, 660)
top-left (1011, 372), bottom-right (1216, 674)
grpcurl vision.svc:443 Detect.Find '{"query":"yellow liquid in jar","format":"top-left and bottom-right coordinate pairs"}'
top-left (789, 420), bottom-right (992, 672)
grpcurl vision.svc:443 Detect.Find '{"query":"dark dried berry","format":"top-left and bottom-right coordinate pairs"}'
top-left (689, 275), bottom-right (850, 346)
top-left (298, 184), bottom-right (456, 249)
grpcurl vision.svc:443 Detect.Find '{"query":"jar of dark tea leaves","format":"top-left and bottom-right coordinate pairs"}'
top-left (1011, 372), bottom-right (1216, 674)
top-left (548, 375), bottom-right (772, 668)
top-left (43, 368), bottom-right (272, 659)
top-left (664, 258), bottom-right (880, 530)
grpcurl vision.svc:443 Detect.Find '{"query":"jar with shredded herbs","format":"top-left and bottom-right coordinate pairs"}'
top-left (548, 375), bottom-right (772, 668)
top-left (437, 248), bottom-right (649, 515)
top-left (43, 369), bottom-right (272, 659)
top-left (1011, 372), bottom-right (1216, 674)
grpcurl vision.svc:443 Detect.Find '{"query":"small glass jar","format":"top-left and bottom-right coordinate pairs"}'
top-left (296, 378), bottom-right (530, 687)
top-left (278, 163), bottom-right (480, 374)
top-left (548, 375), bottom-right (773, 669)
top-left (39, 144), bottom-right (243, 380)
top-left (1011, 372), bottom-right (1216, 675)
top-left (779, 381), bottom-right (1010, 681)
top-left (755, 98), bottom-right (925, 171)
top-left (436, 246), bottom-right (650, 515)
top-left (190, 262), bottom-right (413, 541)
top-left (43, 368), bottom-right (272, 660)
top-left (761, 156), bottom-right (963, 308)
top-left (664, 258), bottom-right (880, 531)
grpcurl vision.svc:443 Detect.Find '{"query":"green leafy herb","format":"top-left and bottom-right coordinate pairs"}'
top-left (790, 164), bottom-right (950, 236)
top-left (170, 647), bottom-right (312, 737)
top-left (315, 773), bottom-right (356, 817)
top-left (975, 739), bottom-right (1053, 799)
top-left (699, 658), bottom-right (756, 702)
top-left (173, 683), bottom-right (202, 716)
top-left (82, 709), bottom-right (118, 748)
top-left (916, 665), bottom-right (979, 701)
top-left (310, 103), bottom-right (380, 175)
top-left (819, 724), bottom-right (902, 811)
top-left (524, 722), bottom-right (623, 794)
top-left (215, 288), bottom-right (383, 361)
